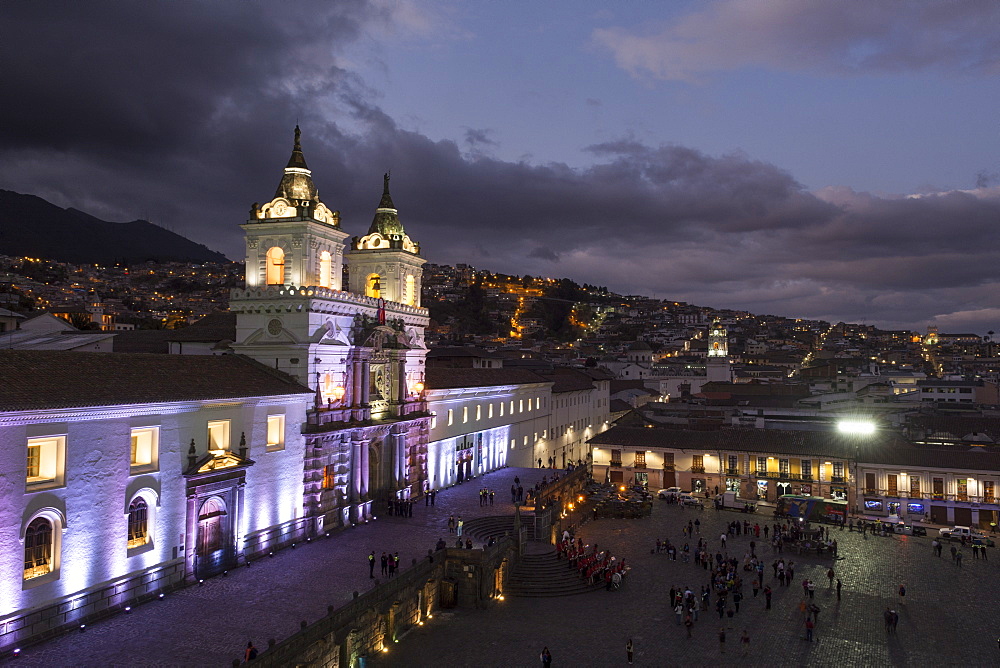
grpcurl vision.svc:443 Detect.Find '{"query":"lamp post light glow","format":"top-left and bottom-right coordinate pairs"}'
top-left (837, 420), bottom-right (875, 435)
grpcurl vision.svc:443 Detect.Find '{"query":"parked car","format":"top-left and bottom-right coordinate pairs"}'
top-left (678, 493), bottom-right (704, 507)
top-left (657, 487), bottom-right (683, 500)
top-left (939, 526), bottom-right (986, 541)
top-left (894, 524), bottom-right (927, 536)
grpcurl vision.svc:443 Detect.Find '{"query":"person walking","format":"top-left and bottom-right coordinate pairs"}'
top-left (244, 641), bottom-right (258, 662)
top-left (540, 646), bottom-right (552, 667)
top-left (836, 578), bottom-right (842, 601)
top-left (805, 618), bottom-right (814, 642)
top-left (457, 517), bottom-right (464, 537)
top-left (369, 551), bottom-right (376, 579)
top-left (740, 630), bottom-right (750, 656)
top-left (718, 627), bottom-right (726, 654)
top-left (676, 602), bottom-right (684, 625)
top-left (626, 639), bottom-right (634, 665)
top-left (684, 613), bottom-right (694, 638)
top-left (380, 551), bottom-right (388, 576)
top-left (827, 568), bottom-right (835, 588)
top-left (764, 586), bottom-right (772, 610)
top-left (898, 583), bottom-right (906, 605)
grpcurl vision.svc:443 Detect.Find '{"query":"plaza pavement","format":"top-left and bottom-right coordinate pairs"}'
top-left (1, 466), bottom-right (553, 668)
top-left (370, 498), bottom-right (1000, 668)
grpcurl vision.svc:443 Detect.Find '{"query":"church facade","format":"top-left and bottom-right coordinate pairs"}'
top-left (0, 128), bottom-right (435, 652)
top-left (230, 127), bottom-right (432, 531)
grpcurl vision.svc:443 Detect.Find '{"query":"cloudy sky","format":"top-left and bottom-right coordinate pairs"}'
top-left (2, 0), bottom-right (1000, 333)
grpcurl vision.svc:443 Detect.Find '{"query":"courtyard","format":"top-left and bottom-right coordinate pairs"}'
top-left (3, 470), bottom-right (994, 667)
top-left (371, 496), bottom-right (997, 667)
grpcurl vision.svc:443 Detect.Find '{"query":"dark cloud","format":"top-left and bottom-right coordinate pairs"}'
top-left (527, 247), bottom-right (560, 262)
top-left (2, 2), bottom-right (1000, 333)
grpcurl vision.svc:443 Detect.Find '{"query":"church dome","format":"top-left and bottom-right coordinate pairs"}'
top-left (366, 173), bottom-right (406, 238)
top-left (273, 125), bottom-right (320, 203)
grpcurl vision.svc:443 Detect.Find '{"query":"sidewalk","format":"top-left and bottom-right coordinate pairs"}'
top-left (2, 467), bottom-right (557, 667)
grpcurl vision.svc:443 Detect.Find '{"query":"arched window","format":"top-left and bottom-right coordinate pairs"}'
top-left (127, 498), bottom-right (149, 548)
top-left (318, 250), bottom-right (332, 288)
top-left (265, 247), bottom-right (285, 285)
top-left (404, 274), bottom-right (416, 306)
top-left (366, 273), bottom-right (381, 299)
top-left (24, 518), bottom-right (53, 580)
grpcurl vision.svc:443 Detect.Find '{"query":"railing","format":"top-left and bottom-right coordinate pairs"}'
top-left (690, 466), bottom-right (706, 474)
top-left (725, 468), bottom-right (740, 475)
top-left (662, 464), bottom-right (675, 472)
top-left (831, 476), bottom-right (845, 483)
top-left (856, 490), bottom-right (999, 504)
top-left (609, 460), bottom-right (622, 468)
top-left (631, 461), bottom-right (646, 469)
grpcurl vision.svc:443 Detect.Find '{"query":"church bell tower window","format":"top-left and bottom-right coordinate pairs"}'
top-left (266, 247), bottom-right (285, 285)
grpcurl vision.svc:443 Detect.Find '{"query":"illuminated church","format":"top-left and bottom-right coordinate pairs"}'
top-left (0, 128), bottom-right (434, 651)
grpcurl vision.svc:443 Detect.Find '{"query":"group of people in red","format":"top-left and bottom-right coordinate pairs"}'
top-left (557, 531), bottom-right (629, 589)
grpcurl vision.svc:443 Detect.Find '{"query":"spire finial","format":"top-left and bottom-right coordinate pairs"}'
top-left (383, 171), bottom-right (390, 194)
top-left (294, 125), bottom-right (302, 151)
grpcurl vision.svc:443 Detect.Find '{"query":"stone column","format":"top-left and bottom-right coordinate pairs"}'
top-left (360, 439), bottom-right (370, 500)
top-left (351, 438), bottom-right (363, 504)
top-left (397, 358), bottom-right (407, 403)
top-left (361, 360), bottom-right (371, 405)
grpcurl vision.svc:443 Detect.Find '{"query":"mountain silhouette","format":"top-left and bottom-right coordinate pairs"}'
top-left (0, 190), bottom-right (229, 264)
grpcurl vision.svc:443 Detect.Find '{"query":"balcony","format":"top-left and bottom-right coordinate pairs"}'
top-left (662, 464), bottom-right (676, 472)
top-left (831, 476), bottom-right (845, 483)
top-left (609, 460), bottom-right (622, 468)
top-left (725, 468), bottom-right (740, 476)
top-left (631, 460), bottom-right (647, 469)
top-left (690, 466), bottom-right (706, 474)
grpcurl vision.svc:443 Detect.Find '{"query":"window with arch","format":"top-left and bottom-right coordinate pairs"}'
top-left (24, 517), bottom-right (53, 580)
top-left (266, 247), bottom-right (285, 285)
top-left (318, 250), bottom-right (332, 288)
top-left (127, 498), bottom-right (149, 549)
top-left (404, 274), bottom-right (416, 306)
top-left (366, 273), bottom-right (382, 299)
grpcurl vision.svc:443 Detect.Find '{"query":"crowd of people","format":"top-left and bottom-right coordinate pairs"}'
top-left (557, 533), bottom-right (629, 590)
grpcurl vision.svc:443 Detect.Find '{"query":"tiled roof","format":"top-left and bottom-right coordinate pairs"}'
top-left (588, 425), bottom-right (900, 460)
top-left (0, 350), bottom-right (312, 411)
top-left (533, 368), bottom-right (597, 393)
top-left (424, 367), bottom-right (551, 390)
top-left (166, 312), bottom-right (237, 342)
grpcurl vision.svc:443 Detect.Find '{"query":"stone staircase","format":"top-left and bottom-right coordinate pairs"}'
top-left (505, 542), bottom-right (604, 598)
top-left (463, 515), bottom-right (524, 543)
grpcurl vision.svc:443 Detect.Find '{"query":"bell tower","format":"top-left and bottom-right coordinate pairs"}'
top-left (706, 319), bottom-right (732, 383)
top-left (242, 126), bottom-right (349, 290)
top-left (347, 173), bottom-right (425, 307)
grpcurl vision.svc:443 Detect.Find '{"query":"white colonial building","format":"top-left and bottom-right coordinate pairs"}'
top-left (0, 351), bottom-right (311, 651)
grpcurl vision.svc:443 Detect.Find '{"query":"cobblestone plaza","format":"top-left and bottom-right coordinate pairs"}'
top-left (3, 467), bottom-right (996, 667)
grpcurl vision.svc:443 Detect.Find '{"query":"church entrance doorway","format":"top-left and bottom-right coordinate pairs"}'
top-left (195, 497), bottom-right (229, 579)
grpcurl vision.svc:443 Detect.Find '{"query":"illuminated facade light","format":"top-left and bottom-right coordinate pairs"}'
top-left (837, 420), bottom-right (875, 435)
